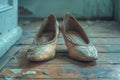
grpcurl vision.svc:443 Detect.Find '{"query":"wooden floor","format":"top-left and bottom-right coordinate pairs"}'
top-left (0, 19), bottom-right (120, 80)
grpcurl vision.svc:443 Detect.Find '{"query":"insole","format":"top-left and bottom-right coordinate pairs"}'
top-left (66, 31), bottom-right (86, 45)
top-left (36, 32), bottom-right (55, 44)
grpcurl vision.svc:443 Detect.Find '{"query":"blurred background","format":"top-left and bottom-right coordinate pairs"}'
top-left (18, 0), bottom-right (120, 22)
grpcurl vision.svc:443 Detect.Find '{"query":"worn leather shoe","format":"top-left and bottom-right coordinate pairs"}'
top-left (26, 14), bottom-right (59, 61)
top-left (61, 13), bottom-right (98, 61)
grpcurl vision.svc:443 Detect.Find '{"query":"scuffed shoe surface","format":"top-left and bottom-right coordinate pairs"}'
top-left (26, 14), bottom-right (59, 61)
top-left (26, 43), bottom-right (56, 61)
top-left (61, 13), bottom-right (98, 61)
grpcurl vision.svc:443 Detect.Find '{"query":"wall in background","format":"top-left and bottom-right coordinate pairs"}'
top-left (19, 0), bottom-right (113, 19)
top-left (115, 0), bottom-right (120, 22)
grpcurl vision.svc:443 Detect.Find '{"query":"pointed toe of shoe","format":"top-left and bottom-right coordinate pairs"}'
top-left (69, 44), bottom-right (98, 61)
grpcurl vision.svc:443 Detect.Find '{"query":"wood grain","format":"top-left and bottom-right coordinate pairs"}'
top-left (0, 20), bottom-right (120, 79)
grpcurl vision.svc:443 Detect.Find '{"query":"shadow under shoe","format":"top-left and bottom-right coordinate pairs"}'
top-left (61, 13), bottom-right (98, 62)
top-left (26, 14), bottom-right (59, 61)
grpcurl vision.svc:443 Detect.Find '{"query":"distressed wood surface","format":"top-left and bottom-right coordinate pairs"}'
top-left (0, 46), bottom-right (20, 67)
top-left (1, 64), bottom-right (120, 79)
top-left (16, 37), bottom-right (120, 45)
top-left (8, 49), bottom-right (120, 64)
top-left (19, 21), bottom-right (120, 38)
top-left (0, 20), bottom-right (120, 80)
top-left (16, 44), bottom-right (120, 53)
top-left (1, 49), bottom-right (120, 79)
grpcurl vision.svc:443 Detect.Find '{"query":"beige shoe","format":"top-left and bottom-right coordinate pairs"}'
top-left (61, 13), bottom-right (98, 61)
top-left (26, 14), bottom-right (59, 61)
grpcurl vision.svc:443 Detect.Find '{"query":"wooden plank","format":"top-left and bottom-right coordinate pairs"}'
top-left (57, 38), bottom-right (120, 45)
top-left (22, 31), bottom-right (120, 38)
top-left (16, 44), bottom-right (120, 53)
top-left (0, 46), bottom-right (20, 67)
top-left (0, 78), bottom-right (4, 80)
top-left (21, 28), bottom-right (120, 38)
top-left (88, 78), bottom-right (118, 80)
top-left (5, 46), bottom-right (120, 66)
top-left (0, 77), bottom-right (117, 80)
top-left (16, 37), bottom-right (120, 45)
top-left (1, 64), bottom-right (120, 79)
top-left (12, 49), bottom-right (120, 64)
top-left (19, 20), bottom-right (120, 38)
top-left (0, 78), bottom-right (117, 80)
top-left (20, 21), bottom-right (119, 33)
top-left (22, 31), bottom-right (36, 38)
top-left (56, 45), bottom-right (120, 53)
top-left (16, 37), bottom-right (34, 45)
top-left (59, 32), bottom-right (120, 38)
top-left (20, 21), bottom-right (120, 38)
top-left (20, 21), bottom-right (41, 32)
